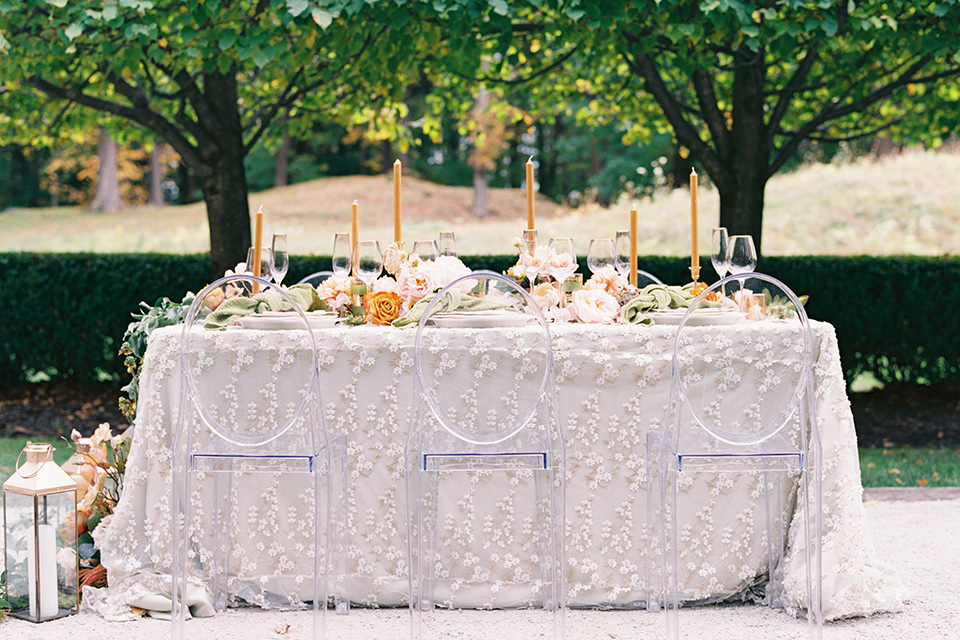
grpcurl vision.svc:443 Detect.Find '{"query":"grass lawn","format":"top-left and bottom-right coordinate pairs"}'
top-left (860, 446), bottom-right (960, 488)
top-left (3, 436), bottom-right (956, 489)
top-left (0, 436), bottom-right (73, 477)
top-left (3, 149), bottom-right (960, 257)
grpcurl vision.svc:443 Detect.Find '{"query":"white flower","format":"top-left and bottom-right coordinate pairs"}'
top-left (532, 282), bottom-right (561, 311)
top-left (382, 243), bottom-right (408, 276)
top-left (571, 289), bottom-right (620, 324)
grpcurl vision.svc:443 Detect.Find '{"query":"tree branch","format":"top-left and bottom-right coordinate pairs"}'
top-left (766, 42), bottom-right (819, 140)
top-left (27, 76), bottom-right (210, 178)
top-left (621, 47), bottom-right (724, 184)
top-left (691, 67), bottom-right (731, 158)
top-left (768, 54), bottom-right (949, 177)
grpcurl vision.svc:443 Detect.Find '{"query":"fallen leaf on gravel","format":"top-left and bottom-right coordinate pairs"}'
top-left (275, 623), bottom-right (290, 635)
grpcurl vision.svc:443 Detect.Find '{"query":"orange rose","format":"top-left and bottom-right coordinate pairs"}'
top-left (363, 291), bottom-right (403, 326)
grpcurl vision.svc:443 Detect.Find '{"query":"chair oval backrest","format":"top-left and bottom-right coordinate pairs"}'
top-left (672, 272), bottom-right (813, 446)
top-left (297, 271), bottom-right (334, 286)
top-left (179, 274), bottom-right (319, 448)
top-left (413, 271), bottom-right (553, 446)
top-left (637, 270), bottom-right (664, 287)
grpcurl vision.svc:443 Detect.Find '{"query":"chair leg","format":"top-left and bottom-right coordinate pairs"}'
top-left (422, 471), bottom-right (439, 613)
top-left (763, 470), bottom-right (785, 610)
top-left (210, 468), bottom-right (232, 612)
top-left (331, 442), bottom-right (350, 615)
top-left (313, 469), bottom-right (326, 640)
top-left (645, 436), bottom-right (661, 613)
top-left (664, 464), bottom-right (680, 640)
top-left (171, 461), bottom-right (190, 640)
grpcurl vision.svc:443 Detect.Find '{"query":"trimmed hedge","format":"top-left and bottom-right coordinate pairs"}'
top-left (1, 253), bottom-right (957, 387)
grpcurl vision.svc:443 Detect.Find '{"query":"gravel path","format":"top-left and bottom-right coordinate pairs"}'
top-left (4, 495), bottom-right (958, 640)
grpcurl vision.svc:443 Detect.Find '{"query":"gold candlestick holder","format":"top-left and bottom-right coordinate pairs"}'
top-left (689, 264), bottom-right (701, 283)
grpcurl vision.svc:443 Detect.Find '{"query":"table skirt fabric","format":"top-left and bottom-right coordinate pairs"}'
top-left (87, 321), bottom-right (905, 621)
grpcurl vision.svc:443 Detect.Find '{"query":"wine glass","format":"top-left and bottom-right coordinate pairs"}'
top-left (711, 227), bottom-right (729, 293)
top-left (520, 228), bottom-right (539, 289)
top-left (547, 237), bottom-right (578, 283)
top-left (413, 240), bottom-right (438, 262)
top-left (332, 233), bottom-right (352, 277)
top-left (246, 247), bottom-right (273, 283)
top-left (728, 234), bottom-right (757, 294)
top-left (613, 230), bottom-right (631, 279)
top-left (587, 238), bottom-right (615, 275)
top-left (271, 233), bottom-right (288, 286)
top-left (438, 232), bottom-right (457, 257)
top-left (355, 241), bottom-right (383, 289)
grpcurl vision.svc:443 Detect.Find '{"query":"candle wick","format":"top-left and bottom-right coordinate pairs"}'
top-left (690, 168), bottom-right (697, 177)
top-left (257, 204), bottom-right (264, 214)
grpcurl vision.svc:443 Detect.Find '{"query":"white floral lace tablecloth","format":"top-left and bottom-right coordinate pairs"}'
top-left (89, 321), bottom-right (905, 621)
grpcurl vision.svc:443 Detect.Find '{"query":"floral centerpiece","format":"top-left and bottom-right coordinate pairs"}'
top-left (61, 423), bottom-right (132, 592)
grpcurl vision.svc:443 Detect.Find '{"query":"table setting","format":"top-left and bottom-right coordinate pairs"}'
top-left (56, 161), bottom-right (904, 628)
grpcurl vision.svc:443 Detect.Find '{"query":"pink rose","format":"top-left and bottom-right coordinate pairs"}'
top-left (316, 275), bottom-right (353, 310)
top-left (584, 266), bottom-right (628, 295)
top-left (571, 289), bottom-right (620, 324)
top-left (372, 276), bottom-right (399, 294)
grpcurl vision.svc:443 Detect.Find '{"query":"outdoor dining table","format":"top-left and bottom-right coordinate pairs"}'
top-left (86, 320), bottom-right (905, 621)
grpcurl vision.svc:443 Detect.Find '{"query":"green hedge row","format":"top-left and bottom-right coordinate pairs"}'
top-left (1, 253), bottom-right (957, 387)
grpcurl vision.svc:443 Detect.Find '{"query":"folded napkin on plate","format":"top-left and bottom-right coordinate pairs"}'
top-left (392, 289), bottom-right (515, 328)
top-left (204, 284), bottom-right (325, 329)
top-left (621, 284), bottom-right (701, 325)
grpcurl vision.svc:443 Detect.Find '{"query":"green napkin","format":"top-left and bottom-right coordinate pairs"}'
top-left (392, 289), bottom-right (515, 328)
top-left (203, 284), bottom-right (326, 329)
top-left (621, 284), bottom-right (704, 325)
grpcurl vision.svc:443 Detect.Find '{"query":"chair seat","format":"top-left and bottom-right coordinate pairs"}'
top-left (422, 451), bottom-right (549, 472)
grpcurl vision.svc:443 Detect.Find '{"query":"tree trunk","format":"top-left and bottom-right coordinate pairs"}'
top-left (148, 144), bottom-right (165, 206)
top-left (472, 166), bottom-right (490, 218)
top-left (89, 127), bottom-right (122, 213)
top-left (714, 48), bottom-right (769, 259)
top-left (274, 129), bottom-right (291, 187)
top-left (193, 71), bottom-right (251, 277)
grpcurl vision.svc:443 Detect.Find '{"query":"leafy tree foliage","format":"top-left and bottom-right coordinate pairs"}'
top-left (0, 0), bottom-right (431, 273)
top-left (557, 0), bottom-right (960, 254)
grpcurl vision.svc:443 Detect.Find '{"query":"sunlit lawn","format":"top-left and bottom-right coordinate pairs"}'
top-left (2, 149), bottom-right (960, 257)
top-left (0, 436), bottom-right (72, 477)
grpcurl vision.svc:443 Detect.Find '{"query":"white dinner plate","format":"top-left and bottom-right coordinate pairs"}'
top-left (648, 308), bottom-right (743, 326)
top-left (239, 311), bottom-right (339, 330)
top-left (430, 310), bottom-right (530, 328)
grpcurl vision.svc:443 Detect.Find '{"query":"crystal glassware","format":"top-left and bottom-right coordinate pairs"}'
top-left (711, 228), bottom-right (729, 281)
top-left (587, 238), bottom-right (615, 275)
top-left (246, 247), bottom-right (273, 282)
top-left (547, 237), bottom-right (578, 283)
top-left (613, 230), bottom-right (631, 278)
top-left (332, 233), bottom-right (352, 277)
top-left (520, 228), bottom-right (539, 289)
top-left (271, 233), bottom-right (289, 286)
top-left (438, 232), bottom-right (457, 257)
top-left (355, 241), bottom-right (383, 288)
top-left (728, 235), bottom-right (757, 276)
top-left (413, 240), bottom-right (438, 262)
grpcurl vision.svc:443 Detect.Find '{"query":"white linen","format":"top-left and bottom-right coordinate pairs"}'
top-left (93, 321), bottom-right (904, 620)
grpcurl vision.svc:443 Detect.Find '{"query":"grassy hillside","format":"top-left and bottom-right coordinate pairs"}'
top-left (2, 149), bottom-right (958, 257)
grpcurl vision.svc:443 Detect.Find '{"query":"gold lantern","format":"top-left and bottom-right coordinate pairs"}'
top-left (3, 442), bottom-right (79, 622)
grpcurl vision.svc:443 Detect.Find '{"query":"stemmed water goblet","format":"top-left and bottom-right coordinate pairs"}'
top-left (332, 233), bottom-right (352, 278)
top-left (587, 238), bottom-right (615, 275)
top-left (613, 230), bottom-right (631, 279)
top-left (547, 237), bottom-right (578, 284)
top-left (246, 247), bottom-right (273, 281)
top-left (354, 241), bottom-right (383, 291)
top-left (413, 240), bottom-right (438, 262)
top-left (438, 232), bottom-right (457, 257)
top-left (271, 233), bottom-right (288, 286)
top-left (728, 234), bottom-right (757, 295)
top-left (711, 227), bottom-right (729, 294)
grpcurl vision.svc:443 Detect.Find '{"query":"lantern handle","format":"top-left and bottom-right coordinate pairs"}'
top-left (15, 441), bottom-right (52, 480)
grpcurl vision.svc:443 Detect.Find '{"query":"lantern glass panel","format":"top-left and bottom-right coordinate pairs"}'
top-left (3, 490), bottom-right (79, 622)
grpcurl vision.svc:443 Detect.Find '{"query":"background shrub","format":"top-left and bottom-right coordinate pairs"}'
top-left (0, 253), bottom-right (956, 387)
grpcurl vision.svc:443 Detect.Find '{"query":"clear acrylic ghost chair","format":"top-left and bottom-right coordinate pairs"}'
top-left (171, 274), bottom-right (348, 640)
top-left (637, 270), bottom-right (664, 287)
top-left (298, 271), bottom-right (334, 286)
top-left (406, 270), bottom-right (565, 640)
top-left (646, 273), bottom-right (822, 640)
